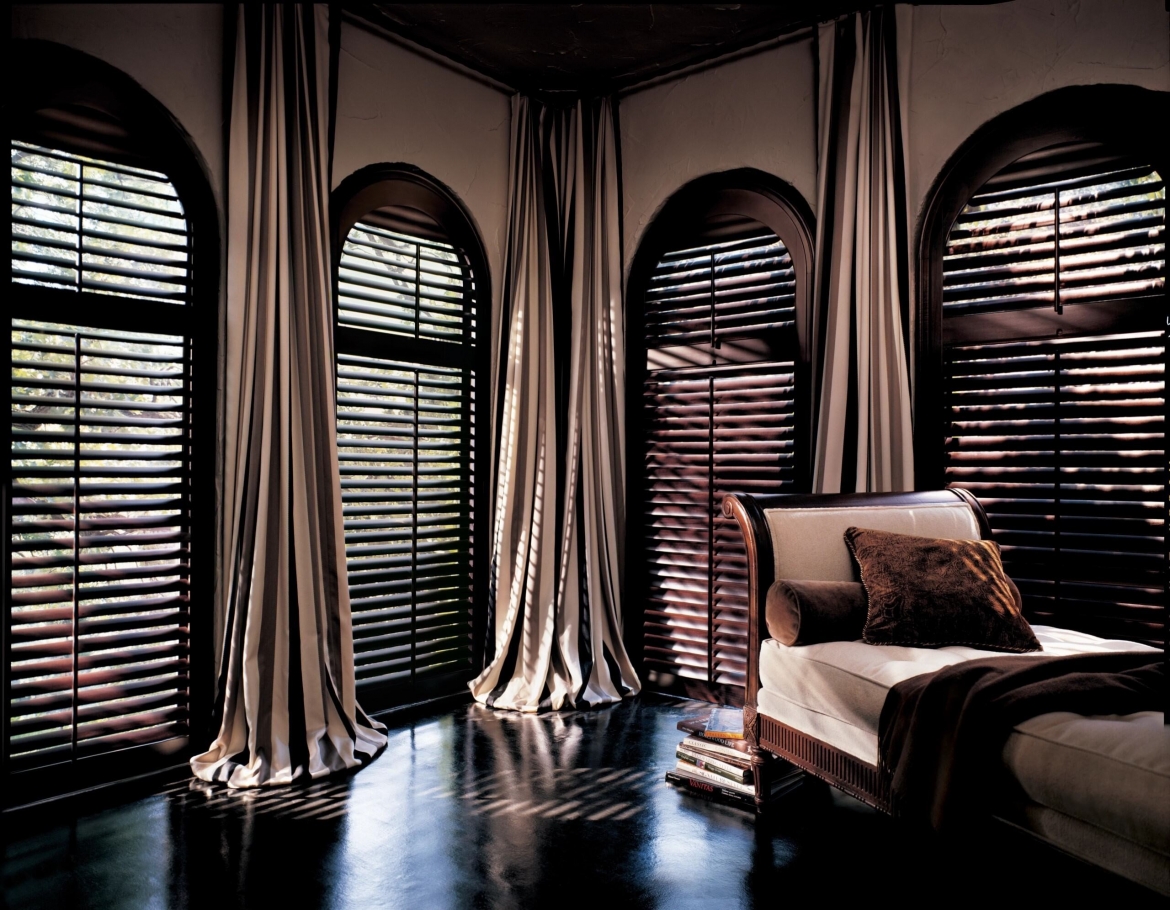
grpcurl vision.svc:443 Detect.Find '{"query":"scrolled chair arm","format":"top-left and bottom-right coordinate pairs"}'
top-left (721, 493), bottom-right (775, 749)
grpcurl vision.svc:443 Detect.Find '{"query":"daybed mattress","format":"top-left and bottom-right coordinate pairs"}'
top-left (757, 626), bottom-right (1169, 895)
top-left (756, 624), bottom-right (1156, 765)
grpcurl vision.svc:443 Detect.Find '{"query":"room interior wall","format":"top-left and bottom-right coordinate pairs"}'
top-left (11, 3), bottom-right (226, 208)
top-left (618, 35), bottom-right (819, 279)
top-left (618, 0), bottom-right (1169, 280)
top-left (901, 0), bottom-right (1170, 235)
top-left (334, 21), bottom-right (512, 326)
top-left (13, 0), bottom-right (1165, 343)
top-left (9, 7), bottom-right (513, 322)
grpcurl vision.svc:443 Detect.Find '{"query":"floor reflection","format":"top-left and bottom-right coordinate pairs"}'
top-left (3, 693), bottom-right (1162, 909)
top-left (166, 778), bottom-right (355, 823)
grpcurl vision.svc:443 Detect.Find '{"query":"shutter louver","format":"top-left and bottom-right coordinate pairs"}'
top-left (944, 145), bottom-right (1164, 317)
top-left (942, 143), bottom-right (1166, 647)
top-left (12, 142), bottom-right (190, 303)
top-left (645, 233), bottom-right (796, 346)
top-left (9, 320), bottom-right (192, 768)
top-left (641, 228), bottom-right (800, 700)
top-left (339, 221), bottom-right (468, 344)
top-left (337, 353), bottom-right (473, 689)
top-left (945, 332), bottom-right (1166, 647)
top-left (8, 139), bottom-right (199, 786)
top-left (335, 217), bottom-right (476, 709)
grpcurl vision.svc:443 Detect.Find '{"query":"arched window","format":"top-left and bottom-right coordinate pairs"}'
top-left (918, 88), bottom-right (1167, 647)
top-left (5, 42), bottom-right (219, 799)
top-left (332, 165), bottom-right (489, 712)
top-left (626, 172), bottom-right (814, 704)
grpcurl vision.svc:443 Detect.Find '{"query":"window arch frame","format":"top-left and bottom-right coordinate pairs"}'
top-left (914, 84), bottom-right (1169, 489)
top-left (330, 162), bottom-right (493, 709)
top-left (624, 168), bottom-right (815, 704)
top-left (3, 40), bottom-right (221, 802)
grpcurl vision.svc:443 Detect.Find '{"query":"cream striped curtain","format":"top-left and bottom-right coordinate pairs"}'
top-left (812, 9), bottom-right (915, 494)
top-left (472, 97), bottom-right (640, 712)
top-left (192, 4), bottom-right (385, 788)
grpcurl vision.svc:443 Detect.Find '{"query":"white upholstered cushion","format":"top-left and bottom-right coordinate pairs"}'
top-left (756, 624), bottom-right (1157, 764)
top-left (1005, 711), bottom-right (1169, 862)
top-left (1011, 794), bottom-right (1170, 895)
top-left (756, 629), bottom-right (1169, 892)
top-left (764, 500), bottom-right (981, 583)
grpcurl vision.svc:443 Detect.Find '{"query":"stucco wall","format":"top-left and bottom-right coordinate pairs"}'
top-left (619, 0), bottom-right (1168, 275)
top-left (618, 36), bottom-right (818, 278)
top-left (8, 8), bottom-right (513, 316)
top-left (11, 3), bottom-right (226, 207)
top-left (902, 0), bottom-right (1170, 231)
top-left (903, 0), bottom-right (1170, 226)
top-left (334, 22), bottom-right (512, 322)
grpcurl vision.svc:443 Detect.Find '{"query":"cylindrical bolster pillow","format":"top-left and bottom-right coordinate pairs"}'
top-left (765, 579), bottom-right (868, 646)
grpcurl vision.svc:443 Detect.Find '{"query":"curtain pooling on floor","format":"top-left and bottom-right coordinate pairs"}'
top-left (192, 4), bottom-right (386, 788)
top-left (473, 97), bottom-right (640, 712)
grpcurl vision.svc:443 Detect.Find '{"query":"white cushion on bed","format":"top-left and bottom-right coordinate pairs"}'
top-left (1006, 711), bottom-right (1170, 863)
top-left (757, 624), bottom-right (1157, 765)
top-left (1013, 800), bottom-right (1170, 897)
top-left (764, 500), bottom-right (981, 583)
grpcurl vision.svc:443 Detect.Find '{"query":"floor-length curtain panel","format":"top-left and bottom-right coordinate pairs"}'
top-left (193, 4), bottom-right (386, 788)
top-left (811, 9), bottom-right (915, 494)
top-left (471, 98), bottom-right (640, 712)
top-left (474, 96), bottom-right (562, 711)
top-left (551, 100), bottom-right (640, 708)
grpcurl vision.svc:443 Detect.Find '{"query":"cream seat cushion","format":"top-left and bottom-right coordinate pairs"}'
top-left (756, 624), bottom-right (1157, 765)
top-left (755, 626), bottom-right (1167, 894)
top-left (1005, 711), bottom-right (1169, 864)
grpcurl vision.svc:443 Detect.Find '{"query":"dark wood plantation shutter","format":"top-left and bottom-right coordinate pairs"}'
top-left (942, 142), bottom-right (1166, 646)
top-left (335, 217), bottom-right (476, 709)
top-left (943, 144), bottom-right (1163, 317)
top-left (12, 141), bottom-right (190, 300)
top-left (641, 227), bottom-right (799, 701)
top-left (7, 142), bottom-right (198, 780)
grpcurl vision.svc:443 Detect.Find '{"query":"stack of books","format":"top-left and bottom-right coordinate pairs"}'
top-left (665, 707), bottom-right (804, 812)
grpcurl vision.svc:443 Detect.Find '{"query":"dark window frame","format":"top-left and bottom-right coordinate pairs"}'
top-left (915, 85), bottom-right (1168, 652)
top-left (914, 84), bottom-right (1168, 488)
top-left (330, 163), bottom-right (492, 711)
top-left (3, 40), bottom-right (221, 805)
top-left (624, 169), bottom-right (815, 705)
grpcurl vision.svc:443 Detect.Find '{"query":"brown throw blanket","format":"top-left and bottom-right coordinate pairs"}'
top-left (878, 650), bottom-right (1164, 831)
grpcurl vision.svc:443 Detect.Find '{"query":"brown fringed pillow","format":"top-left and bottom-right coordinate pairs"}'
top-left (766, 580), bottom-right (867, 646)
top-left (844, 526), bottom-right (1040, 652)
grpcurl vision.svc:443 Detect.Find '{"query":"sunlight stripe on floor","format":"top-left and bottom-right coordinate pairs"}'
top-left (541, 800), bottom-right (580, 818)
top-left (586, 801), bottom-right (629, 822)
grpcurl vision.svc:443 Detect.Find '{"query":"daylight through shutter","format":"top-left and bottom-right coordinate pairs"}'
top-left (7, 142), bottom-right (198, 780)
top-left (336, 217), bottom-right (476, 708)
top-left (641, 228), bottom-right (800, 699)
top-left (12, 142), bottom-right (190, 302)
top-left (942, 142), bottom-right (1166, 647)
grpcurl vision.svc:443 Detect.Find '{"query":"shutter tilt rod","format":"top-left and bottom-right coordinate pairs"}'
top-left (71, 333), bottom-right (82, 761)
top-left (709, 252), bottom-right (718, 353)
top-left (1053, 189), bottom-right (1062, 315)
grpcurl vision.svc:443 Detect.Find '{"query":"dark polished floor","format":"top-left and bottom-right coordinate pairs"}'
top-left (2, 693), bottom-right (1159, 909)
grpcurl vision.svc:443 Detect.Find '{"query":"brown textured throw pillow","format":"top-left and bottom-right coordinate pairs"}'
top-left (766, 580), bottom-right (867, 646)
top-left (844, 526), bottom-right (1040, 652)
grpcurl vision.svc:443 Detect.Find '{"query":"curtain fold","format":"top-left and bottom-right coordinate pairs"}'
top-left (193, 4), bottom-right (386, 789)
top-left (811, 9), bottom-right (915, 494)
top-left (472, 97), bottom-right (640, 712)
